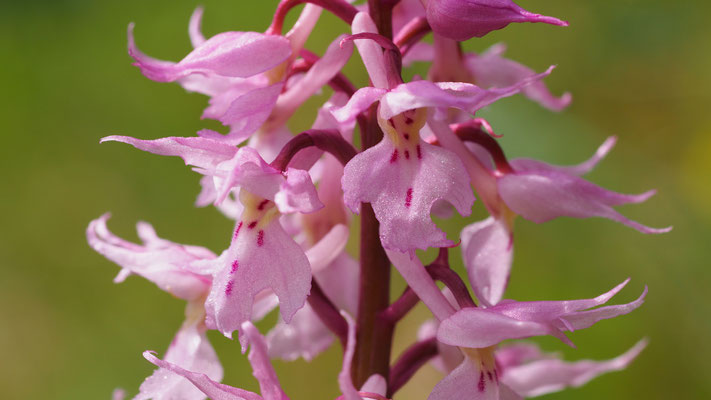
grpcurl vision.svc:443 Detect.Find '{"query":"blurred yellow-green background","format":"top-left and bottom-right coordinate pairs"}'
top-left (1, 0), bottom-right (709, 399)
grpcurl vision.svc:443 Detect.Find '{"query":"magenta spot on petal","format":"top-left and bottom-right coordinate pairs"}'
top-left (416, 144), bottom-right (422, 160)
top-left (487, 371), bottom-right (493, 381)
top-left (405, 117), bottom-right (413, 125)
top-left (248, 221), bottom-right (257, 229)
top-left (257, 230), bottom-right (264, 247)
top-left (230, 260), bottom-right (239, 274)
top-left (404, 150), bottom-right (410, 159)
top-left (404, 133), bottom-right (410, 140)
top-left (390, 149), bottom-right (399, 163)
top-left (405, 188), bottom-right (413, 208)
top-left (257, 199), bottom-right (269, 210)
top-left (388, 118), bottom-right (396, 128)
top-left (225, 280), bottom-right (234, 296)
top-left (478, 371), bottom-right (486, 392)
top-left (233, 221), bottom-right (243, 239)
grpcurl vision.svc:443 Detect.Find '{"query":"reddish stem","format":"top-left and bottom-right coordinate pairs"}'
top-left (394, 17), bottom-right (431, 57)
top-left (452, 122), bottom-right (514, 174)
top-left (388, 338), bottom-right (438, 396)
top-left (267, 0), bottom-right (358, 35)
top-left (270, 129), bottom-right (357, 171)
top-left (308, 279), bottom-right (348, 346)
top-left (381, 286), bottom-right (419, 323)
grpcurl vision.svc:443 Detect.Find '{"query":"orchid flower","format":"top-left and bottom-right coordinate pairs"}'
top-left (437, 278), bottom-right (646, 348)
top-left (101, 136), bottom-right (323, 342)
top-left (86, 214), bottom-right (223, 400)
top-left (334, 13), bottom-right (560, 252)
top-left (404, 38), bottom-right (571, 113)
top-left (427, 121), bottom-right (671, 306)
top-left (419, 320), bottom-right (648, 398)
top-left (144, 322), bottom-right (289, 400)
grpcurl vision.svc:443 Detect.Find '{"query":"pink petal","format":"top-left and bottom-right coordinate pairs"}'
top-left (305, 224), bottom-right (350, 273)
top-left (112, 389), bottom-right (126, 400)
top-left (101, 135), bottom-right (237, 170)
top-left (199, 76), bottom-right (268, 118)
top-left (274, 168), bottom-right (324, 214)
top-left (243, 322), bottom-right (289, 400)
top-left (426, 0), bottom-right (568, 41)
top-left (509, 136), bottom-right (617, 176)
top-left (393, 0), bottom-right (427, 36)
top-left (437, 308), bottom-right (554, 349)
top-left (360, 375), bottom-right (387, 397)
top-left (491, 279), bottom-right (632, 321)
top-left (206, 146), bottom-right (322, 214)
top-left (205, 218), bottom-right (311, 340)
top-left (86, 214), bottom-right (212, 301)
top-left (128, 24), bottom-right (292, 82)
top-left (351, 12), bottom-right (389, 89)
top-left (314, 252), bottom-right (360, 315)
top-left (497, 168), bottom-right (671, 234)
top-left (136, 321), bottom-right (223, 400)
top-left (188, 6), bottom-right (206, 48)
top-left (438, 280), bottom-right (646, 348)
top-left (342, 139), bottom-right (473, 251)
top-left (266, 305), bottom-right (333, 362)
top-left (143, 351), bottom-right (263, 400)
top-left (559, 287), bottom-right (647, 331)
top-left (285, 4), bottom-right (322, 54)
top-left (338, 312), bottom-right (361, 400)
top-left (378, 67), bottom-right (555, 120)
top-left (195, 175), bottom-right (244, 220)
top-left (271, 35), bottom-right (354, 126)
top-left (429, 356), bottom-right (514, 400)
top-left (460, 216), bottom-right (513, 306)
top-left (331, 87), bottom-right (387, 126)
top-left (417, 319), bottom-right (463, 374)
top-left (402, 41), bottom-right (434, 67)
top-left (501, 339), bottom-right (648, 397)
top-left (202, 83), bottom-right (283, 145)
top-left (466, 44), bottom-right (571, 111)
top-left (266, 244), bottom-right (357, 362)
top-left (494, 343), bottom-right (545, 371)
top-left (387, 250), bottom-right (456, 322)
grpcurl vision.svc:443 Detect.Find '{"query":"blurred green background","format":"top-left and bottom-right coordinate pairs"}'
top-left (1, 0), bottom-right (709, 398)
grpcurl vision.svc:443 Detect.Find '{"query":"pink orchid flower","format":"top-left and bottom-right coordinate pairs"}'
top-left (144, 322), bottom-right (289, 400)
top-left (87, 214), bottom-right (223, 400)
top-left (333, 12), bottom-right (557, 252)
top-left (102, 135), bottom-right (323, 342)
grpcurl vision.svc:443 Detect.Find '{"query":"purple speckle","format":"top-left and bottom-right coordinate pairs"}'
top-left (248, 221), bottom-right (257, 229)
top-left (404, 150), bottom-right (410, 159)
top-left (404, 133), bottom-right (410, 140)
top-left (478, 371), bottom-right (486, 392)
top-left (230, 260), bottom-right (239, 274)
top-left (390, 149), bottom-right (399, 163)
top-left (416, 144), bottom-right (422, 160)
top-left (257, 199), bottom-right (269, 210)
top-left (405, 188), bottom-right (413, 208)
top-left (225, 280), bottom-right (234, 296)
top-left (233, 221), bottom-right (243, 239)
top-left (257, 230), bottom-right (264, 247)
top-left (405, 117), bottom-right (414, 125)
top-left (487, 371), bottom-right (493, 381)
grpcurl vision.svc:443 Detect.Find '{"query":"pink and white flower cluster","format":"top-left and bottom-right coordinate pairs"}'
top-left (88, 1), bottom-right (670, 399)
